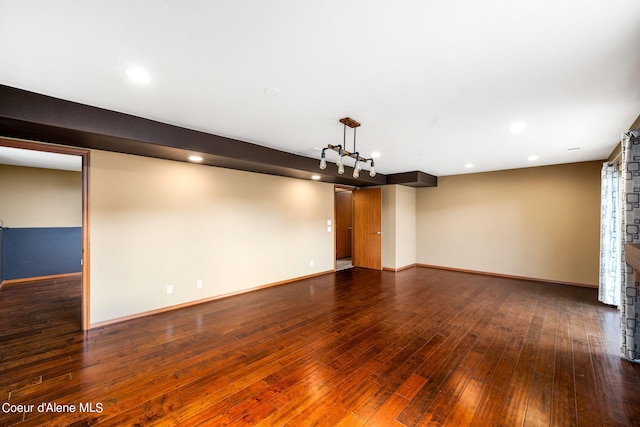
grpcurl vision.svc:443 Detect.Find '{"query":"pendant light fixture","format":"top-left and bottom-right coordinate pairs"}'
top-left (319, 117), bottom-right (376, 178)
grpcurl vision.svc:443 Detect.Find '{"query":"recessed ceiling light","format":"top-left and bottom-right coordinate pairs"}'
top-left (264, 87), bottom-right (281, 96)
top-left (510, 122), bottom-right (527, 133)
top-left (311, 175), bottom-right (321, 180)
top-left (188, 155), bottom-right (203, 162)
top-left (126, 66), bottom-right (151, 84)
top-left (527, 155), bottom-right (539, 161)
top-left (465, 163), bottom-right (474, 168)
top-left (370, 151), bottom-right (381, 159)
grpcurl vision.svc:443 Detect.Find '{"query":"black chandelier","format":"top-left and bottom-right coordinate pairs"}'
top-left (320, 117), bottom-right (376, 178)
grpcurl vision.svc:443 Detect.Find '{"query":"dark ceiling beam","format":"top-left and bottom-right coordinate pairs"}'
top-left (386, 171), bottom-right (438, 188)
top-left (0, 84), bottom-right (436, 187)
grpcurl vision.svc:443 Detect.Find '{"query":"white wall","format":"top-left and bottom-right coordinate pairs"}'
top-left (89, 150), bottom-right (335, 325)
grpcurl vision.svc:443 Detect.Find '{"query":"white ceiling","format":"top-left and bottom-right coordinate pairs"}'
top-left (0, 147), bottom-right (81, 171)
top-left (1, 1), bottom-right (639, 176)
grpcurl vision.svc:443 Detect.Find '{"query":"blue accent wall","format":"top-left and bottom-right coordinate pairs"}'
top-left (2, 227), bottom-right (82, 281)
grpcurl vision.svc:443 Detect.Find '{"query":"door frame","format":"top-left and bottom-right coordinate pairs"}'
top-left (335, 185), bottom-right (383, 271)
top-left (0, 137), bottom-right (91, 330)
top-left (333, 185), bottom-right (355, 269)
top-left (334, 185), bottom-right (355, 270)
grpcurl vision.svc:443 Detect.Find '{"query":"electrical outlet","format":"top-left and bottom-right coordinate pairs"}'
top-left (167, 285), bottom-right (173, 294)
top-left (197, 279), bottom-right (203, 289)
top-left (310, 260), bottom-right (314, 267)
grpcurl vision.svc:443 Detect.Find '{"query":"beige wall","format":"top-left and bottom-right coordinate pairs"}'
top-left (0, 165), bottom-right (82, 227)
top-left (382, 185), bottom-right (416, 270)
top-left (0, 147), bottom-right (607, 323)
top-left (416, 161), bottom-right (602, 286)
top-left (396, 185), bottom-right (417, 268)
top-left (382, 186), bottom-right (396, 268)
top-left (89, 150), bottom-right (335, 325)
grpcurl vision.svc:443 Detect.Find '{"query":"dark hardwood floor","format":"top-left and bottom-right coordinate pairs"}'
top-left (1, 267), bottom-right (639, 426)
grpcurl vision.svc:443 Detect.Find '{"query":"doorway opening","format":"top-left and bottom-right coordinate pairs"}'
top-left (334, 185), bottom-right (383, 271)
top-left (0, 137), bottom-right (90, 330)
top-left (334, 186), bottom-right (353, 271)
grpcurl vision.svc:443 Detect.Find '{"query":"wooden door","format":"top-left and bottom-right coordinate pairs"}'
top-left (335, 190), bottom-right (353, 259)
top-left (352, 187), bottom-right (382, 270)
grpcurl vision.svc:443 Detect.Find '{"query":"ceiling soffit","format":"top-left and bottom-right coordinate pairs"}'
top-left (0, 85), bottom-right (436, 188)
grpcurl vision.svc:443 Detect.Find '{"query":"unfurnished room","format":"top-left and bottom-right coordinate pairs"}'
top-left (1, 1), bottom-right (640, 426)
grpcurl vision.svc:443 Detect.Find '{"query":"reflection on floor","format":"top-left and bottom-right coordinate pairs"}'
top-left (336, 257), bottom-right (352, 271)
top-left (1, 269), bottom-right (637, 425)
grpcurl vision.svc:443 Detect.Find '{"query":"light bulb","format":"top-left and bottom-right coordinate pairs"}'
top-left (354, 154), bottom-right (361, 171)
top-left (336, 156), bottom-right (343, 167)
top-left (338, 163), bottom-right (345, 174)
top-left (369, 167), bottom-right (376, 177)
top-left (319, 158), bottom-right (327, 170)
top-left (353, 168), bottom-right (360, 178)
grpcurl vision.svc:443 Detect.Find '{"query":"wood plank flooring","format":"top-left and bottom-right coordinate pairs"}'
top-left (1, 267), bottom-right (639, 426)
